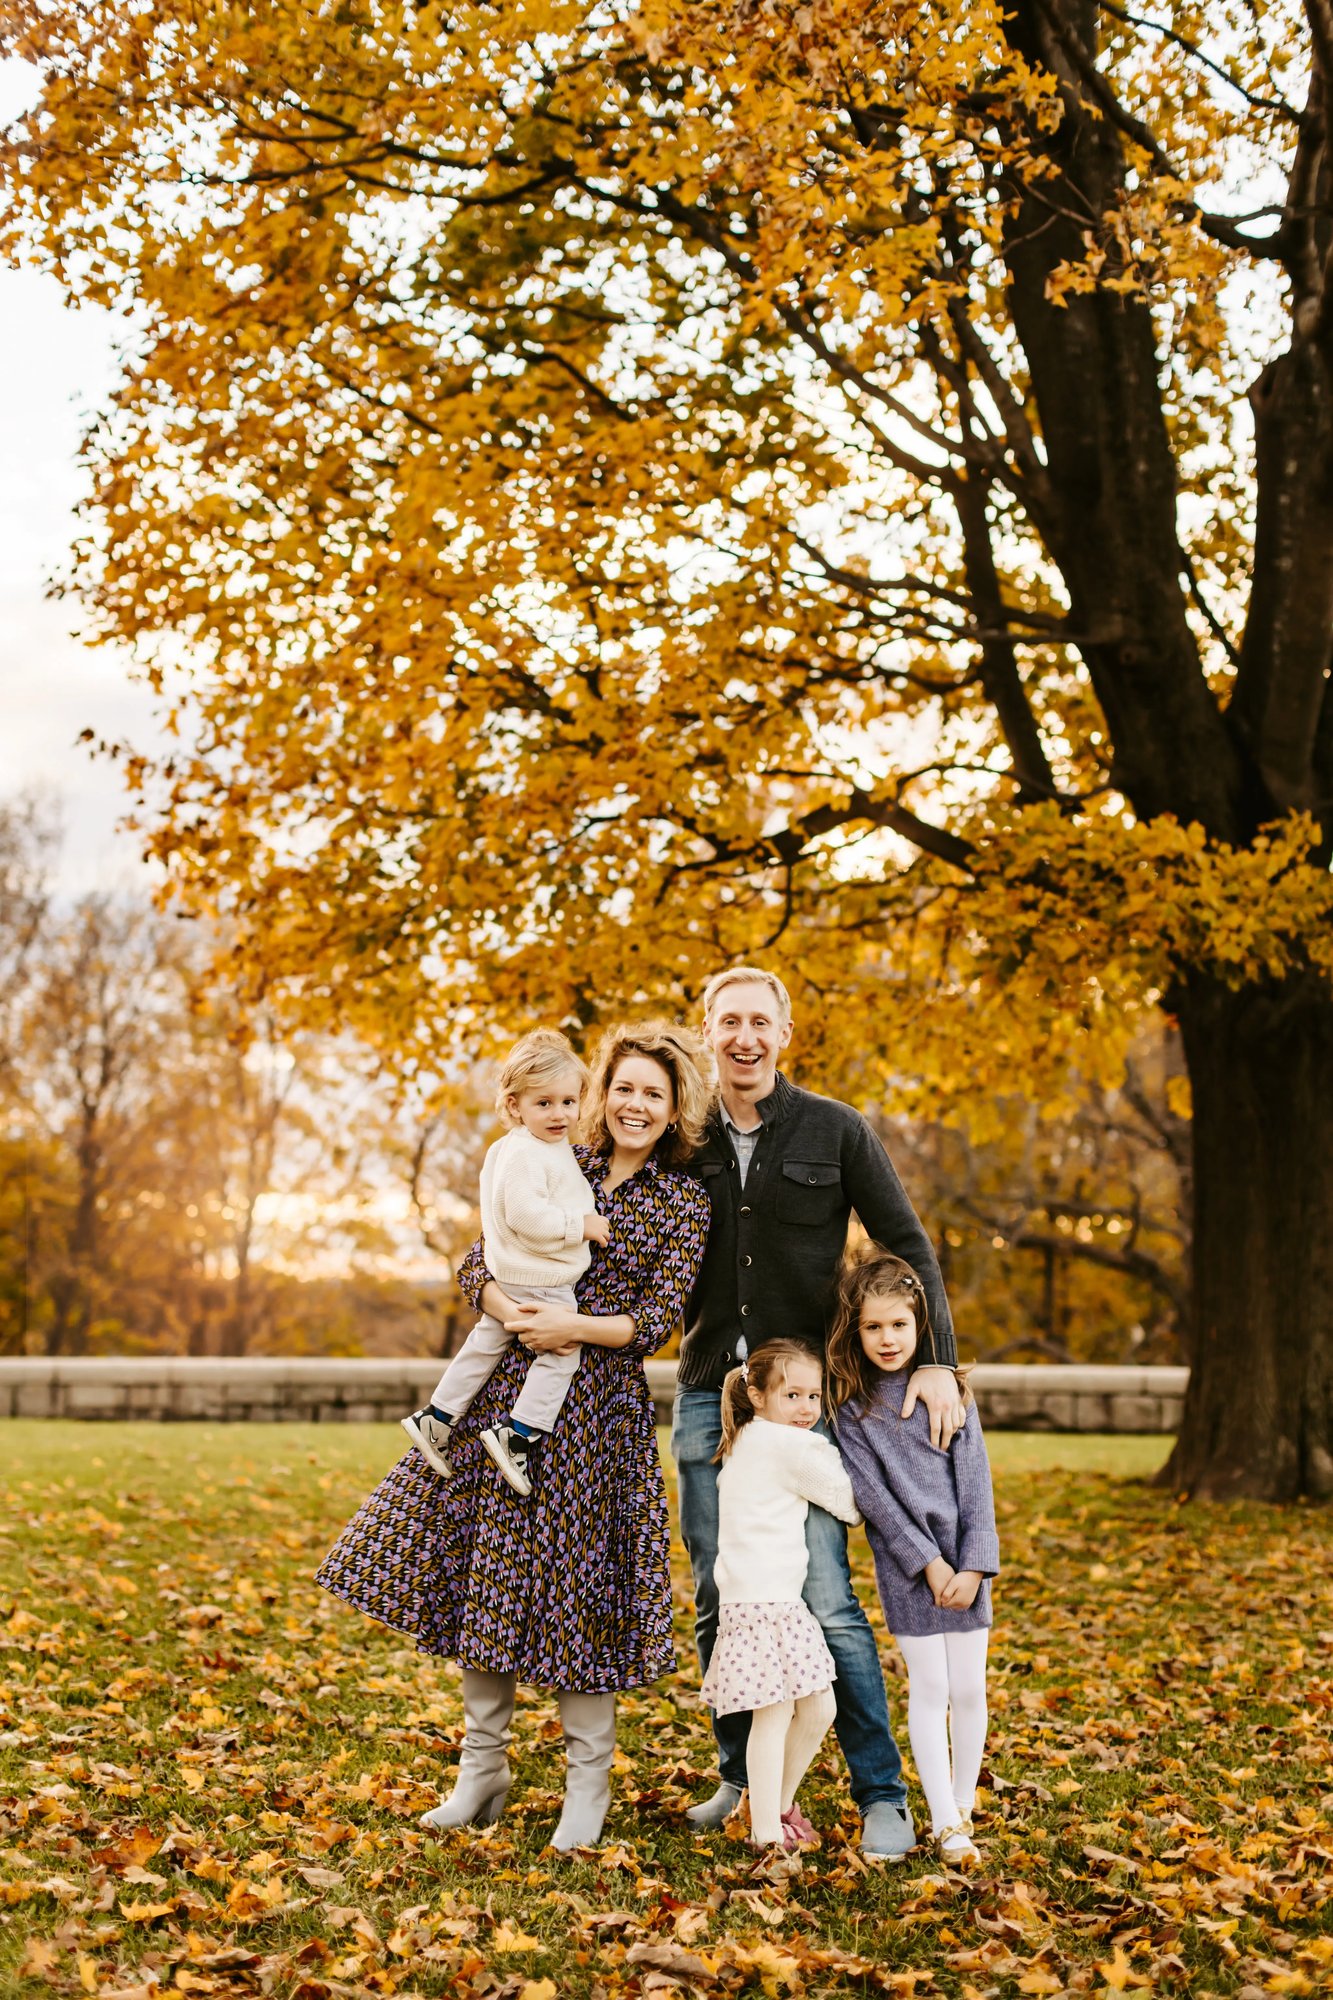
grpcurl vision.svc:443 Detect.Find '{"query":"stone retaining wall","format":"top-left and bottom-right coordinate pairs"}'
top-left (0, 1357), bottom-right (1188, 1432)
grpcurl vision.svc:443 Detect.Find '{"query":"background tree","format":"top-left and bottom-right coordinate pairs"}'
top-left (0, 828), bottom-right (445, 1357)
top-left (19, 897), bottom-right (190, 1354)
top-left (3, 2), bottom-right (1331, 1493)
top-left (882, 1021), bottom-right (1190, 1364)
top-left (400, 1065), bottom-right (493, 1357)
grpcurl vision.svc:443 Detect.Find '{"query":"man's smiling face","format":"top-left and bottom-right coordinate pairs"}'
top-left (704, 979), bottom-right (793, 1107)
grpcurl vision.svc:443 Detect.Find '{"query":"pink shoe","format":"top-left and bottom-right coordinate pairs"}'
top-left (781, 1806), bottom-right (817, 1846)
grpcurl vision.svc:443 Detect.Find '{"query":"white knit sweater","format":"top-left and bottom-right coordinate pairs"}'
top-left (480, 1128), bottom-right (597, 1287)
top-left (714, 1418), bottom-right (863, 1605)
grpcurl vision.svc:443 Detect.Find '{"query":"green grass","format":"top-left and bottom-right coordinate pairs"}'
top-left (0, 1423), bottom-right (1329, 2000)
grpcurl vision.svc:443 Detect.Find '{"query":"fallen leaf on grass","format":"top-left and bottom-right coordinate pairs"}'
top-left (297, 1864), bottom-right (345, 1888)
top-left (119, 1895), bottom-right (184, 1921)
top-left (492, 1924), bottom-right (543, 1951)
top-left (627, 1941), bottom-right (714, 1980)
top-left (20, 1936), bottom-right (60, 1978)
top-left (1083, 1844), bottom-right (1143, 1872)
top-left (91, 1827), bottom-right (161, 1872)
top-left (596, 1844), bottom-right (642, 1872)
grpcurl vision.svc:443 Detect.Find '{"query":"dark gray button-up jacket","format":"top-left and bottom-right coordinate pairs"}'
top-left (679, 1072), bottom-right (956, 1390)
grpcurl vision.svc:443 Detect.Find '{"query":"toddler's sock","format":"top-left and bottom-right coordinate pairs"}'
top-left (428, 1405), bottom-right (454, 1424)
top-left (509, 1418), bottom-right (539, 1440)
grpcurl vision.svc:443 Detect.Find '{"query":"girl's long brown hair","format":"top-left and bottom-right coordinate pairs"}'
top-left (825, 1246), bottom-right (933, 1412)
top-left (714, 1339), bottom-right (823, 1460)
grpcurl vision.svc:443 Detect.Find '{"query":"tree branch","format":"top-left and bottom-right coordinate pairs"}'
top-left (1099, 3), bottom-right (1302, 122)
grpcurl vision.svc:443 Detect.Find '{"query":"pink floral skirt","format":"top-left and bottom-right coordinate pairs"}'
top-left (700, 1599), bottom-right (837, 1716)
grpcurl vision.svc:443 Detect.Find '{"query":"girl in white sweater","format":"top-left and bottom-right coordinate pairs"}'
top-left (700, 1339), bottom-right (862, 1849)
top-left (401, 1030), bottom-right (607, 1497)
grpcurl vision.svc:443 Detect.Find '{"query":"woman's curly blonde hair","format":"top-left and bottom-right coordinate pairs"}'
top-left (581, 1018), bottom-right (713, 1167)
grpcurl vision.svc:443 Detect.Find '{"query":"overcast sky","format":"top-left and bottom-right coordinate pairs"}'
top-left (0, 59), bottom-right (164, 896)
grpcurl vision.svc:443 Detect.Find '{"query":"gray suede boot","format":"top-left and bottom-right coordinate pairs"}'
top-left (550, 1691), bottom-right (616, 1852)
top-left (420, 1668), bottom-right (517, 1830)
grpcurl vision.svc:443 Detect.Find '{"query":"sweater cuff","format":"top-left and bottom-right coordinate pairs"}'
top-left (561, 1209), bottom-right (585, 1250)
top-left (888, 1528), bottom-right (942, 1578)
top-left (957, 1533), bottom-right (1000, 1577)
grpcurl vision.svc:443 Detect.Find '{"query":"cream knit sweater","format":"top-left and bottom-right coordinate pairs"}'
top-left (480, 1128), bottom-right (598, 1287)
top-left (714, 1418), bottom-right (863, 1605)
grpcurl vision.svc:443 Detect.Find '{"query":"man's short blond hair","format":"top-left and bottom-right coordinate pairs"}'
top-left (700, 965), bottom-right (792, 1025)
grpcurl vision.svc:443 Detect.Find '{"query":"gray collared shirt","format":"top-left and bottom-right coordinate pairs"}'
top-left (722, 1114), bottom-right (763, 1357)
top-left (723, 1112), bottom-right (762, 1188)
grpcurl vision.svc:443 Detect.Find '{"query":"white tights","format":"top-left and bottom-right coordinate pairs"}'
top-left (744, 1686), bottom-right (837, 1846)
top-left (895, 1629), bottom-right (989, 1835)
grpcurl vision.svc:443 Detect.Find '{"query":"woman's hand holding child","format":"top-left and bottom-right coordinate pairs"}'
top-left (505, 1299), bottom-right (582, 1357)
top-left (583, 1212), bottom-right (611, 1245)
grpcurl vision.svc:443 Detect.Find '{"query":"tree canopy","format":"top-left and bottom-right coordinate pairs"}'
top-left (2, 0), bottom-right (1327, 1090)
top-left (4, 1), bottom-right (1333, 1490)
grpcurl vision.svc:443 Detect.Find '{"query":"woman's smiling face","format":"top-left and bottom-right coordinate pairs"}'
top-left (605, 1054), bottom-right (675, 1157)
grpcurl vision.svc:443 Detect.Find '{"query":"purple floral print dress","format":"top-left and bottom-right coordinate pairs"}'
top-left (316, 1147), bottom-right (710, 1692)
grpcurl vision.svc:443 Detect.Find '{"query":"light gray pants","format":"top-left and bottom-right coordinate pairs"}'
top-left (429, 1281), bottom-right (581, 1433)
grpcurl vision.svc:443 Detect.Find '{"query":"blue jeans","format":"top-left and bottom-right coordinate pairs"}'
top-left (671, 1385), bottom-right (907, 1812)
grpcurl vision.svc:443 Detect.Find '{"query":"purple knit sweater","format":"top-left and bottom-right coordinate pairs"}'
top-left (834, 1366), bottom-right (1000, 1637)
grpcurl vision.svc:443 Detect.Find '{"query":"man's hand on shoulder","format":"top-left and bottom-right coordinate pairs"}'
top-left (901, 1366), bottom-right (967, 1450)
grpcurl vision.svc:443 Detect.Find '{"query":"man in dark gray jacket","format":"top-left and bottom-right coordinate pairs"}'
top-left (673, 966), bottom-right (966, 1859)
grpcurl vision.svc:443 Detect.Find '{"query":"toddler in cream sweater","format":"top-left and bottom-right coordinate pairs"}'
top-left (401, 1030), bottom-right (606, 1496)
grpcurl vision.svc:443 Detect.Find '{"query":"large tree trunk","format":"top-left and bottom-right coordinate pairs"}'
top-left (1165, 973), bottom-right (1333, 1499)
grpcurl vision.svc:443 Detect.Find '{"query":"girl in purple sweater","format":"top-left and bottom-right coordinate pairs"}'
top-left (827, 1248), bottom-right (999, 1866)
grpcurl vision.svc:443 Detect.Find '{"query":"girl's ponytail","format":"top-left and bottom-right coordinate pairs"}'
top-left (715, 1364), bottom-right (754, 1461)
top-left (713, 1338), bottom-right (825, 1460)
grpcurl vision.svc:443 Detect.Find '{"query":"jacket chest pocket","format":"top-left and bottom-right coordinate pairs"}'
top-left (775, 1160), bottom-right (843, 1225)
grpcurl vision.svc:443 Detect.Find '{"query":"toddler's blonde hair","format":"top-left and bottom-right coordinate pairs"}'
top-left (496, 1029), bottom-right (589, 1124)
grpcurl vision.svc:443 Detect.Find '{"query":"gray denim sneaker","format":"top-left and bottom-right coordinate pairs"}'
top-left (861, 1801), bottom-right (916, 1860)
top-left (684, 1779), bottom-right (744, 1830)
top-left (401, 1408), bottom-right (454, 1478)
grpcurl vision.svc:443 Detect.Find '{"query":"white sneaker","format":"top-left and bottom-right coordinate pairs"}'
top-left (480, 1424), bottom-right (534, 1497)
top-left (401, 1408), bottom-right (454, 1478)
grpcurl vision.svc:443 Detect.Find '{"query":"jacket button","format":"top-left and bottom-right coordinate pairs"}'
top-left (741, 1303), bottom-right (751, 1316)
top-left (740, 1254), bottom-right (752, 1267)
top-left (807, 1174), bottom-right (818, 1184)
top-left (729, 1158), bottom-right (737, 1170)
top-left (740, 1204), bottom-right (751, 1216)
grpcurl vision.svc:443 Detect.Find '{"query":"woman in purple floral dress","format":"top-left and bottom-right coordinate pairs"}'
top-left (317, 1020), bottom-right (712, 1850)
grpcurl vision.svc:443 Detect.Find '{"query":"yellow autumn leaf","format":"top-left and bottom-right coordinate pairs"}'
top-left (492, 1926), bottom-right (543, 1953)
